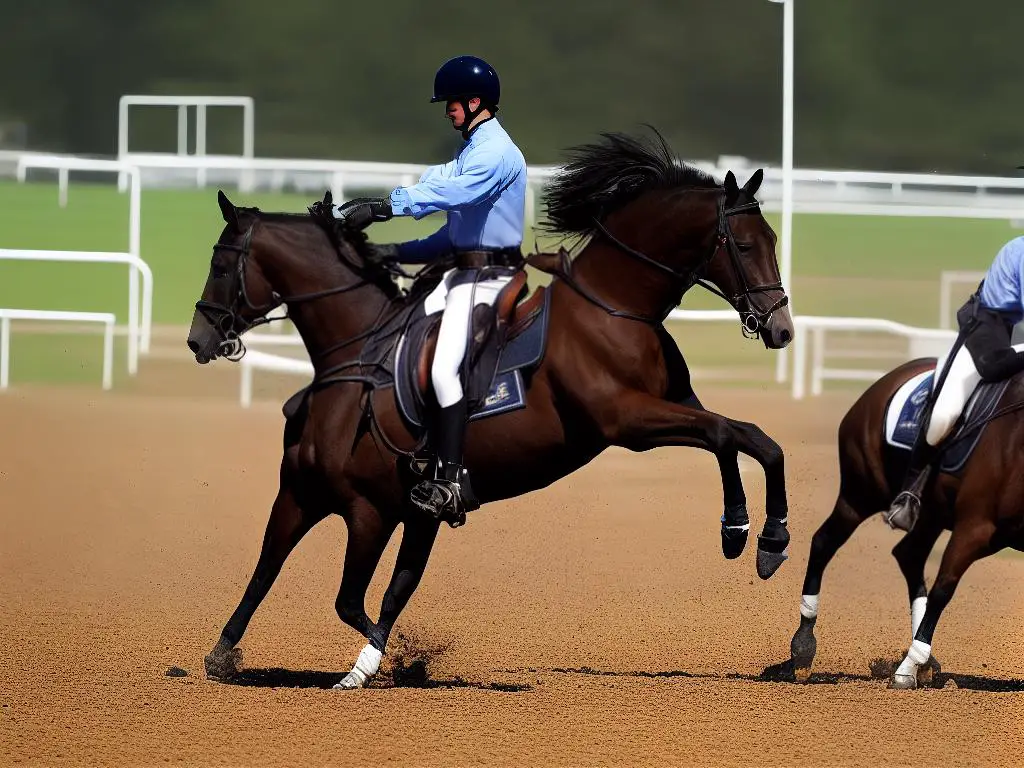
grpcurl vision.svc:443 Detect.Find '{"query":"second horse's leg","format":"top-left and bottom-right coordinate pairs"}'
top-left (890, 516), bottom-right (944, 686)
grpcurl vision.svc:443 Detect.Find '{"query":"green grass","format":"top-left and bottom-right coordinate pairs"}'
top-left (0, 178), bottom-right (1018, 385)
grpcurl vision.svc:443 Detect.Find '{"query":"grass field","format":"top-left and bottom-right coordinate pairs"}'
top-left (0, 178), bottom-right (1018, 387)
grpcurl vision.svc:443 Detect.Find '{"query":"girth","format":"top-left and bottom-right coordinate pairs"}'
top-left (454, 247), bottom-right (524, 270)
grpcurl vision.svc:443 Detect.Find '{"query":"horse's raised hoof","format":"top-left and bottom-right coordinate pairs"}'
top-left (888, 672), bottom-right (918, 690)
top-left (721, 526), bottom-right (749, 559)
top-left (204, 640), bottom-right (242, 680)
top-left (756, 519), bottom-right (790, 580)
top-left (720, 504), bottom-right (750, 559)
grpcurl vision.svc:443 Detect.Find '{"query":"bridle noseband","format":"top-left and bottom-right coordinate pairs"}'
top-left (588, 194), bottom-right (788, 335)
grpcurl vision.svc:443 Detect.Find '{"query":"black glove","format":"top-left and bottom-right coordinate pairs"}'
top-left (332, 197), bottom-right (393, 231)
top-left (364, 243), bottom-right (400, 266)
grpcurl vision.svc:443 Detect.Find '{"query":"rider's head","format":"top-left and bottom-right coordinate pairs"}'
top-left (431, 55), bottom-right (500, 136)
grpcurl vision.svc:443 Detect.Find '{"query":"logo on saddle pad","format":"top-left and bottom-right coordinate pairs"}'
top-left (485, 380), bottom-right (511, 407)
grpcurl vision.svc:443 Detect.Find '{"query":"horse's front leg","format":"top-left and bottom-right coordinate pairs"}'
top-left (332, 497), bottom-right (399, 689)
top-left (610, 391), bottom-right (776, 573)
top-left (205, 462), bottom-right (325, 679)
top-left (720, 417), bottom-right (790, 578)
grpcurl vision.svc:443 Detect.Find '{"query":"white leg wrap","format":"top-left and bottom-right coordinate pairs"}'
top-left (911, 596), bottom-right (927, 638)
top-left (333, 644), bottom-right (383, 690)
top-left (799, 594), bottom-right (819, 620)
top-left (894, 639), bottom-right (932, 685)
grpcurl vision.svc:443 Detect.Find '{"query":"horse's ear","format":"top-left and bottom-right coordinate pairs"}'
top-left (743, 169), bottom-right (764, 197)
top-left (218, 189), bottom-right (239, 230)
top-left (724, 171), bottom-right (740, 204)
top-left (322, 189), bottom-right (333, 208)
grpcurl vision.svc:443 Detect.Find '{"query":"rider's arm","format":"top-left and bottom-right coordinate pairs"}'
top-left (393, 222), bottom-right (451, 264)
top-left (389, 149), bottom-right (509, 219)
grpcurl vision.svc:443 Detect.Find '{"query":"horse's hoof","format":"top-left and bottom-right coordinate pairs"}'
top-left (333, 669), bottom-right (372, 690)
top-left (793, 665), bottom-right (812, 682)
top-left (204, 643), bottom-right (242, 680)
top-left (917, 655), bottom-right (942, 687)
top-left (721, 527), bottom-right (749, 559)
top-left (720, 504), bottom-right (750, 560)
top-left (756, 547), bottom-right (789, 580)
top-left (889, 673), bottom-right (918, 690)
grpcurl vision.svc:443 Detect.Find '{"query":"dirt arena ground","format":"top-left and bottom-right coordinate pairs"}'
top-left (3, 356), bottom-right (1024, 766)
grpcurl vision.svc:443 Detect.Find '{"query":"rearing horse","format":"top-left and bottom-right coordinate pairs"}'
top-left (186, 131), bottom-right (795, 688)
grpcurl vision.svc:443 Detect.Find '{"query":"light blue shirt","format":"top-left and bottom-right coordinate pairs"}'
top-left (389, 118), bottom-right (527, 263)
top-left (980, 236), bottom-right (1024, 323)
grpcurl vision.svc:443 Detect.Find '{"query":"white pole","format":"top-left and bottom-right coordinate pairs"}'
top-left (177, 104), bottom-right (188, 156)
top-left (196, 104), bottom-right (207, 188)
top-left (117, 96), bottom-right (129, 191)
top-left (102, 317), bottom-right (114, 390)
top-left (0, 315), bottom-right (9, 389)
top-left (773, 0), bottom-right (795, 384)
top-left (241, 99), bottom-right (255, 193)
top-left (58, 168), bottom-right (68, 208)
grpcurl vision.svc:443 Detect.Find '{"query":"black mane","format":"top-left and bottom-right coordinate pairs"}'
top-left (235, 199), bottom-right (401, 300)
top-left (540, 127), bottom-right (720, 240)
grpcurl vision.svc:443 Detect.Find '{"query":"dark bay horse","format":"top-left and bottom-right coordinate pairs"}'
top-left (186, 131), bottom-right (795, 688)
top-left (778, 355), bottom-right (1024, 688)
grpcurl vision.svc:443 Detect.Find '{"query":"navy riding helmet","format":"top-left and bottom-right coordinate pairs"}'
top-left (431, 55), bottom-right (500, 110)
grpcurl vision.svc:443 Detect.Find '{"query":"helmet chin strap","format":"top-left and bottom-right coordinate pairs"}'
top-left (454, 98), bottom-right (495, 139)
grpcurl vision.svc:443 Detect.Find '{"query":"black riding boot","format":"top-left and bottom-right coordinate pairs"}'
top-left (885, 433), bottom-right (938, 532)
top-left (409, 399), bottom-right (478, 526)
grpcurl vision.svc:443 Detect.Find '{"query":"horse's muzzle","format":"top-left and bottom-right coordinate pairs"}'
top-left (187, 311), bottom-right (220, 364)
top-left (760, 305), bottom-right (795, 350)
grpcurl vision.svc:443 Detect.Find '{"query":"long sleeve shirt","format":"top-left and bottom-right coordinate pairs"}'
top-left (388, 118), bottom-right (527, 264)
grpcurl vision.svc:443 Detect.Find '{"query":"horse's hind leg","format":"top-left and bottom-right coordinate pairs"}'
top-left (891, 519), bottom-right (996, 689)
top-left (205, 467), bottom-right (324, 679)
top-left (890, 517), bottom-right (944, 685)
top-left (786, 491), bottom-right (870, 681)
top-left (332, 499), bottom-right (398, 689)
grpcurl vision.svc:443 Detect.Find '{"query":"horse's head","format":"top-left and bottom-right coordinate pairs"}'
top-left (700, 169), bottom-right (793, 349)
top-left (187, 190), bottom-right (402, 365)
top-left (541, 129), bottom-right (793, 349)
top-left (187, 191), bottom-right (282, 363)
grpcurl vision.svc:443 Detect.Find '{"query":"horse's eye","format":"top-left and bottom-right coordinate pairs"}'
top-left (736, 241), bottom-right (754, 253)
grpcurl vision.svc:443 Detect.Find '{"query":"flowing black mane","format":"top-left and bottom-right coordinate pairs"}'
top-left (540, 127), bottom-right (720, 240)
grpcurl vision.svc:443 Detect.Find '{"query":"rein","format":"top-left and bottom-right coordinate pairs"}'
top-left (195, 220), bottom-right (385, 366)
top-left (551, 196), bottom-right (788, 334)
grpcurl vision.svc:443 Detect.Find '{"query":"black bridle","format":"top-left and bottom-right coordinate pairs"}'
top-left (195, 222), bottom-right (376, 362)
top-left (573, 194), bottom-right (788, 334)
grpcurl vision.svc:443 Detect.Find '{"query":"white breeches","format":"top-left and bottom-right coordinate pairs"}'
top-left (424, 268), bottom-right (514, 409)
top-left (926, 342), bottom-right (980, 446)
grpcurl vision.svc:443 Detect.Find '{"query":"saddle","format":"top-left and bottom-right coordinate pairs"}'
top-left (281, 264), bottom-right (552, 440)
top-left (883, 368), bottom-right (1014, 478)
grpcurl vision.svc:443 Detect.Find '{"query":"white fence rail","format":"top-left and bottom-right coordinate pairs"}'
top-left (118, 95), bottom-right (255, 191)
top-left (11, 156), bottom-right (154, 374)
top-left (0, 309), bottom-right (115, 391)
top-left (791, 315), bottom-right (957, 399)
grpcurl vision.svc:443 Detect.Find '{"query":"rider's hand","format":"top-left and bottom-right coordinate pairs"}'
top-left (332, 198), bottom-right (393, 230)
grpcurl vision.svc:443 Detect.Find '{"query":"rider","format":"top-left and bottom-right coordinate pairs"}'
top-left (887, 235), bottom-right (1024, 531)
top-left (331, 54), bottom-right (528, 525)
